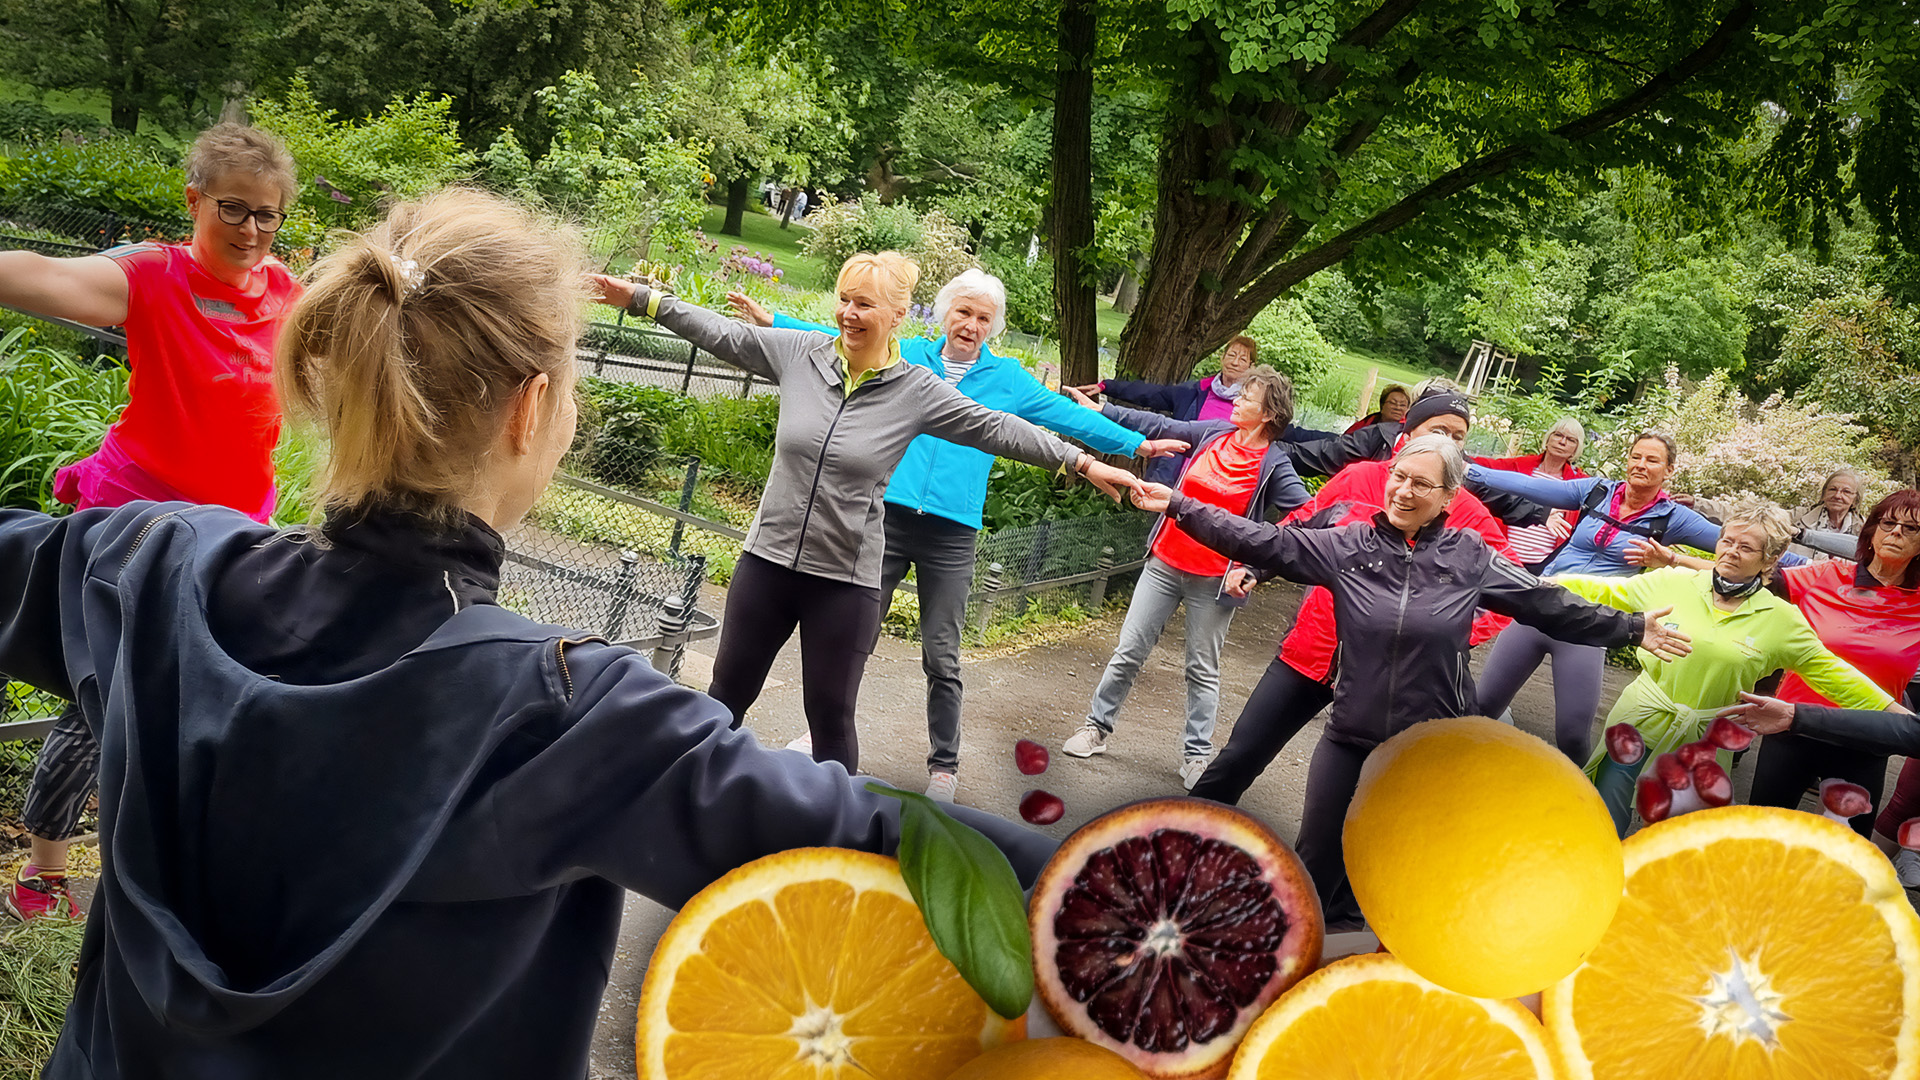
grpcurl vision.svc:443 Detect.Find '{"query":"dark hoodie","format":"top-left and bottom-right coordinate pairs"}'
top-left (0, 502), bottom-right (1055, 1079)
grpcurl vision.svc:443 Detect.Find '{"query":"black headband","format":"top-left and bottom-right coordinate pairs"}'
top-left (1402, 392), bottom-right (1471, 432)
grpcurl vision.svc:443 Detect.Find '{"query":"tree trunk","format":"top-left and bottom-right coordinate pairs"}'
top-left (721, 176), bottom-right (751, 237)
top-left (1111, 251), bottom-right (1146, 313)
top-left (1050, 0), bottom-right (1099, 388)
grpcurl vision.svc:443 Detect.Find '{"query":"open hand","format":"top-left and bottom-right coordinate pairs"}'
top-left (1713, 691), bottom-right (1795, 735)
top-left (585, 273), bottom-right (637, 310)
top-left (1638, 605), bottom-right (1693, 661)
top-left (1224, 567), bottom-right (1256, 598)
top-left (1130, 482), bottom-right (1175, 514)
top-left (1081, 459), bottom-right (1142, 502)
top-left (1137, 438), bottom-right (1191, 459)
top-left (1626, 537), bottom-right (1675, 569)
top-left (726, 290), bottom-right (774, 326)
top-left (1063, 384), bottom-right (1102, 410)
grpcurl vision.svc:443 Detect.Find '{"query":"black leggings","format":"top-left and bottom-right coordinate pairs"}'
top-left (707, 552), bottom-right (883, 772)
top-left (1294, 736), bottom-right (1371, 928)
top-left (1190, 659), bottom-right (1334, 805)
top-left (1746, 731), bottom-right (1888, 839)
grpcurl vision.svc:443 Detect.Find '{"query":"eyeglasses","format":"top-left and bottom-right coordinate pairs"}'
top-left (1879, 519), bottom-right (1920, 537)
top-left (1389, 469), bottom-right (1443, 497)
top-left (209, 197), bottom-right (287, 233)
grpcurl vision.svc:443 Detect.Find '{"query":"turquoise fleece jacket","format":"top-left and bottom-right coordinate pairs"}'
top-left (772, 313), bottom-right (1145, 529)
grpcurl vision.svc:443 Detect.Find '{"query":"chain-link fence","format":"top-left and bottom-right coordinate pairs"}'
top-left (0, 201), bottom-right (186, 256)
top-left (577, 318), bottom-right (776, 399)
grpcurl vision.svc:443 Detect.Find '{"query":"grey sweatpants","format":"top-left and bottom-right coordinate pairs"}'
top-left (22, 705), bottom-right (97, 843)
top-left (1474, 621), bottom-right (1609, 763)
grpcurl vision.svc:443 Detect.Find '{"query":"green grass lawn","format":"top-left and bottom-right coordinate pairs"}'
top-left (697, 205), bottom-right (831, 290)
top-left (0, 76), bottom-right (187, 149)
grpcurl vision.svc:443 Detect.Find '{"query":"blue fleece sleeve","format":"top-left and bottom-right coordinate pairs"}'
top-left (1462, 466), bottom-right (1602, 511)
top-left (771, 312), bottom-right (837, 335)
top-left (1662, 502), bottom-right (1729, 552)
top-left (487, 643), bottom-right (1057, 908)
top-left (1009, 371), bottom-right (1145, 456)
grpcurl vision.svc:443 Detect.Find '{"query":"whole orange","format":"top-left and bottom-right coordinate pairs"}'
top-left (945, 1037), bottom-right (1147, 1079)
top-left (1343, 716), bottom-right (1624, 999)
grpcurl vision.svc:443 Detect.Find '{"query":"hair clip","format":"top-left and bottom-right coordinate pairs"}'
top-left (389, 253), bottom-right (425, 295)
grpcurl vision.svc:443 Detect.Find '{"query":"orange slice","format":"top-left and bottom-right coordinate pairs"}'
top-left (635, 848), bottom-right (1023, 1079)
top-left (1545, 806), bottom-right (1920, 1080)
top-left (1225, 953), bottom-right (1559, 1079)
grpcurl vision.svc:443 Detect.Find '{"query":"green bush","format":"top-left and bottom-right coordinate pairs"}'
top-left (0, 329), bottom-right (128, 511)
top-left (0, 136), bottom-right (190, 234)
top-left (801, 196), bottom-right (978, 304)
top-left (981, 460), bottom-right (1129, 531)
top-left (980, 249), bottom-right (1052, 336)
top-left (1601, 260), bottom-right (1749, 378)
top-left (1242, 299), bottom-right (1335, 388)
top-left (0, 101), bottom-right (109, 144)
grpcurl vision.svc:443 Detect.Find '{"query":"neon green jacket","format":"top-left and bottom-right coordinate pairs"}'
top-left (1553, 566), bottom-right (1892, 716)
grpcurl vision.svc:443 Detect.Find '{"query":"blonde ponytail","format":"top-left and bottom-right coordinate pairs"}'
top-left (278, 188), bottom-right (585, 522)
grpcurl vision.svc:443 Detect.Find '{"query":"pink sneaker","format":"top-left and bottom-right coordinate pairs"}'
top-left (5, 866), bottom-right (83, 921)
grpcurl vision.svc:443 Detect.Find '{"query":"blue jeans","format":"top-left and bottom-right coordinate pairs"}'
top-left (1087, 558), bottom-right (1238, 759)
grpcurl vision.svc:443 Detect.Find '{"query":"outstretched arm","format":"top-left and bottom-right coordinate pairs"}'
top-left (589, 275), bottom-right (804, 383)
top-left (1715, 693), bottom-right (1918, 756)
top-left (1462, 466), bottom-right (1604, 511)
top-left (1132, 487), bottom-right (1342, 587)
top-left (0, 504), bottom-right (169, 701)
top-left (1009, 371), bottom-right (1147, 457)
top-left (1476, 551), bottom-right (1680, 656)
top-left (484, 642), bottom-right (1058, 908)
top-left (0, 251), bottom-right (129, 328)
top-left (1282, 425), bottom-right (1391, 479)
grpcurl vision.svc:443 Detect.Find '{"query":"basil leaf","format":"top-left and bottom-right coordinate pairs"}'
top-left (868, 782), bottom-right (1034, 1020)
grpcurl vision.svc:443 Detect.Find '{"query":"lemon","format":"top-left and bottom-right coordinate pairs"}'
top-left (1343, 716), bottom-right (1624, 999)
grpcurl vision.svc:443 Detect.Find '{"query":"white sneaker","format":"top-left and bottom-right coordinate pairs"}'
top-left (925, 771), bottom-right (959, 803)
top-left (1180, 756), bottom-right (1212, 791)
top-left (785, 731), bottom-right (814, 756)
top-left (1062, 724), bottom-right (1109, 758)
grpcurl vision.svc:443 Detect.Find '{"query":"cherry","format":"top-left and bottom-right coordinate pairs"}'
top-left (1653, 753), bottom-right (1690, 791)
top-left (1020, 789), bottom-right (1065, 825)
top-left (1014, 739), bottom-right (1051, 776)
top-left (1691, 762), bottom-right (1732, 807)
top-left (1636, 774), bottom-right (1673, 824)
top-left (1704, 716), bottom-right (1756, 752)
top-left (1897, 818), bottom-right (1920, 851)
top-left (1675, 740), bottom-right (1717, 770)
top-left (1604, 723), bottom-right (1645, 766)
top-left (1819, 778), bottom-right (1872, 821)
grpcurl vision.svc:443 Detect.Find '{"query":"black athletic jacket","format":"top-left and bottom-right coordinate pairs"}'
top-left (0, 503), bottom-right (1055, 1079)
top-left (1166, 496), bottom-right (1644, 748)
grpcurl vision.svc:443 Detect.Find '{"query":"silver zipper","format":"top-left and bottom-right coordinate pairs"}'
top-left (119, 511), bottom-right (182, 570)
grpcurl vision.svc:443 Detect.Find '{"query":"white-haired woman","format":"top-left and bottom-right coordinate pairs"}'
top-left (593, 256), bottom-right (1143, 778)
top-left (1475, 417), bottom-right (1589, 571)
top-left (1132, 433), bottom-right (1686, 929)
top-left (725, 268), bottom-right (1183, 801)
top-left (1550, 497), bottom-right (1897, 834)
top-left (1788, 469), bottom-right (1865, 560)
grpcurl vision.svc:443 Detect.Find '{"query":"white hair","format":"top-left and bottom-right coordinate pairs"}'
top-left (932, 268), bottom-right (1007, 339)
top-left (1396, 432), bottom-right (1467, 491)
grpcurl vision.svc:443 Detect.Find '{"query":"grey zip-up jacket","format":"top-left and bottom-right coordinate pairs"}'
top-left (1166, 496), bottom-right (1644, 748)
top-left (638, 291), bottom-right (1083, 587)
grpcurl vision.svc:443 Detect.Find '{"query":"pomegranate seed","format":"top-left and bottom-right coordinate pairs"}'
top-left (1604, 723), bottom-right (1645, 765)
top-left (1014, 739), bottom-right (1051, 776)
top-left (1636, 774), bottom-right (1673, 823)
top-left (1653, 753), bottom-right (1691, 791)
top-left (1020, 789), bottom-right (1065, 825)
top-left (1819, 779), bottom-right (1872, 820)
top-left (1692, 762), bottom-right (1732, 807)
top-left (1897, 818), bottom-right (1920, 850)
top-left (1704, 716), bottom-right (1756, 752)
top-left (1675, 740), bottom-right (1717, 770)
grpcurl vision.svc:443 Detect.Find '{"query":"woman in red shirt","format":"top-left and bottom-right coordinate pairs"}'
top-left (1474, 417), bottom-right (1588, 570)
top-left (0, 123), bottom-right (302, 920)
top-left (1744, 490), bottom-right (1920, 841)
top-left (1058, 368), bottom-right (1309, 789)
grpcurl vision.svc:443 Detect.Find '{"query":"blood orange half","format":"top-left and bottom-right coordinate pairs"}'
top-left (1029, 798), bottom-right (1323, 1079)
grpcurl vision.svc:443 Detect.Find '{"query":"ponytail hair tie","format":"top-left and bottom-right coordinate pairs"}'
top-left (388, 253), bottom-right (425, 295)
